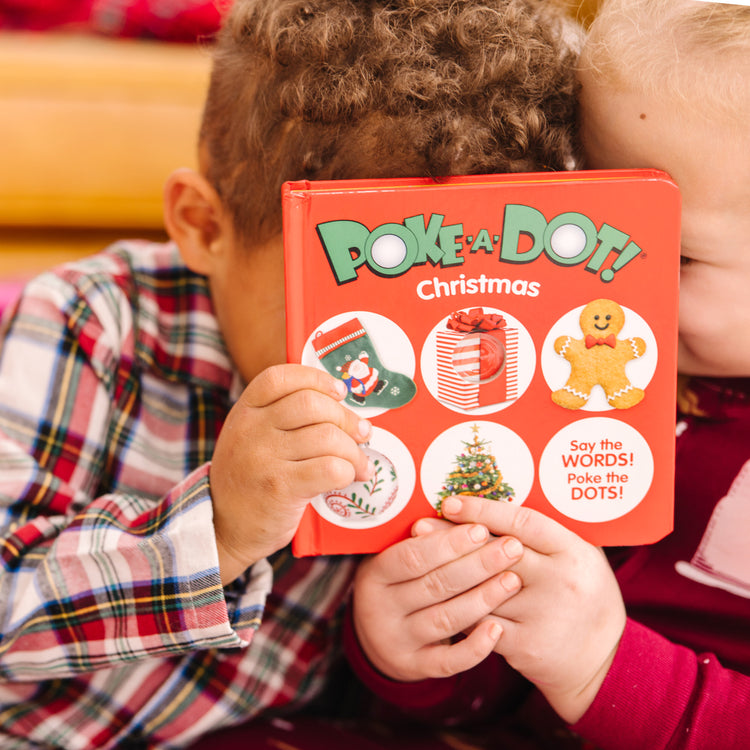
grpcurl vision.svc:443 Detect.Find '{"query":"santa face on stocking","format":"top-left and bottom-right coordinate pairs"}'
top-left (337, 351), bottom-right (387, 403)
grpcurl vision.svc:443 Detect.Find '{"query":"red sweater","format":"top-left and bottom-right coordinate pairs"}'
top-left (345, 377), bottom-right (750, 749)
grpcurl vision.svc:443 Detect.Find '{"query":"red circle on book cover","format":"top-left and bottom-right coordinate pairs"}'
top-left (452, 332), bottom-right (505, 383)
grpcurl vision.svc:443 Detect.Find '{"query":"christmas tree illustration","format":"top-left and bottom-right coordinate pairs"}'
top-left (436, 424), bottom-right (515, 513)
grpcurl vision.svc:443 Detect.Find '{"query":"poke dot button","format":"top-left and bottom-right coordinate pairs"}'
top-left (477, 334), bottom-right (505, 382)
top-left (452, 332), bottom-right (505, 384)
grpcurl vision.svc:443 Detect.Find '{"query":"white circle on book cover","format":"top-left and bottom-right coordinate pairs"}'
top-left (370, 233), bottom-right (408, 268)
top-left (540, 303), bottom-right (658, 412)
top-left (549, 223), bottom-right (589, 258)
top-left (312, 427), bottom-right (416, 529)
top-left (420, 306), bottom-right (536, 415)
top-left (302, 310), bottom-right (416, 419)
top-left (539, 418), bottom-right (653, 523)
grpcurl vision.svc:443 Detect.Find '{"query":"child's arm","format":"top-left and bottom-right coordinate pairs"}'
top-left (0, 263), bottom-right (366, 680)
top-left (351, 494), bottom-right (750, 749)
top-left (209, 363), bottom-right (371, 584)
top-left (351, 518), bottom-right (523, 683)
top-left (0, 276), bottom-right (240, 678)
top-left (444, 496), bottom-right (750, 749)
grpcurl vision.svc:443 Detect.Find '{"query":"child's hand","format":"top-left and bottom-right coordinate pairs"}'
top-left (210, 364), bottom-right (372, 583)
top-left (440, 496), bottom-right (626, 724)
top-left (352, 518), bottom-right (524, 682)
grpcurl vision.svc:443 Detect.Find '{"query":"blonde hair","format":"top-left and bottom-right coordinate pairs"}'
top-left (580, 0), bottom-right (750, 120)
top-left (200, 0), bottom-right (582, 244)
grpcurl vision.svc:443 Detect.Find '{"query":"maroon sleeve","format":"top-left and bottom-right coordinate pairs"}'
top-left (342, 602), bottom-right (531, 724)
top-left (573, 618), bottom-right (750, 750)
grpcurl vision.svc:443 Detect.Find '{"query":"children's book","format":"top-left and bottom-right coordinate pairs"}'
top-left (282, 169), bottom-right (681, 556)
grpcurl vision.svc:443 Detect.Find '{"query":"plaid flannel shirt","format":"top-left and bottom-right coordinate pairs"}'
top-left (0, 241), bottom-right (358, 749)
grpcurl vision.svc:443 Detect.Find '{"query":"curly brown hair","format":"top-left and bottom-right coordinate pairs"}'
top-left (200, 0), bottom-right (581, 244)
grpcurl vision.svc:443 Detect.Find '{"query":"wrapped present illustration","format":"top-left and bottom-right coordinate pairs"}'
top-left (436, 307), bottom-right (519, 410)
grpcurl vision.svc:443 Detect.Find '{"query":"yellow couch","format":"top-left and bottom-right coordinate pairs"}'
top-left (0, 31), bottom-right (211, 276)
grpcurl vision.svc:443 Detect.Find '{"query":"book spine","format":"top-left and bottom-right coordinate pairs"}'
top-left (284, 182), bottom-right (328, 557)
top-left (282, 182), bottom-right (312, 364)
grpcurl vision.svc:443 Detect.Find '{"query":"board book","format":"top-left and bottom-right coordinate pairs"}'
top-left (282, 169), bottom-right (681, 556)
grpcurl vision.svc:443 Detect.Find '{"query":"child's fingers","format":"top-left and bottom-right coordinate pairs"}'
top-left (242, 364), bottom-right (346, 408)
top-left (283, 454), bottom-right (371, 499)
top-left (367, 522), bottom-right (494, 586)
top-left (390, 535), bottom-right (524, 613)
top-left (284, 423), bottom-right (373, 479)
top-left (408, 571), bottom-right (520, 647)
top-left (415, 619), bottom-right (503, 679)
top-left (269, 389), bottom-right (371, 440)
top-left (440, 496), bottom-right (576, 556)
top-left (411, 517), bottom-right (452, 536)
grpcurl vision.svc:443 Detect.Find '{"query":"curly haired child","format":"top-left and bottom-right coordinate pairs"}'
top-left (0, 1), bottom-right (580, 747)
top-left (348, 2), bottom-right (750, 748)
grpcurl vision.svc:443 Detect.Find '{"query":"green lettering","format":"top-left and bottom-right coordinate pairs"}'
top-left (585, 223), bottom-right (631, 274)
top-left (470, 229), bottom-right (495, 254)
top-left (317, 220), bottom-right (370, 283)
top-left (438, 224), bottom-right (465, 267)
top-left (500, 204), bottom-right (546, 263)
top-left (404, 214), bottom-right (445, 264)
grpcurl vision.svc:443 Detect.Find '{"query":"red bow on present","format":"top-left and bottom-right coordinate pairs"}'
top-left (585, 334), bottom-right (616, 349)
top-left (447, 308), bottom-right (506, 333)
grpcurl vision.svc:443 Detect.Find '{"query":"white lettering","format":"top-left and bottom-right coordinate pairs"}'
top-left (416, 276), bottom-right (542, 301)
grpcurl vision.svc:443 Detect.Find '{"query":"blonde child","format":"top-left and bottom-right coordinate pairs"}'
top-left (0, 0), bottom-right (580, 747)
top-left (349, 2), bottom-right (750, 748)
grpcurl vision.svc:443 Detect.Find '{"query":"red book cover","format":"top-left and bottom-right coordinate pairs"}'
top-left (283, 169), bottom-right (681, 556)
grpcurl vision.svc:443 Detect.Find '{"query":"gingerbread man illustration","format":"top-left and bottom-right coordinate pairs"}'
top-left (551, 299), bottom-right (647, 410)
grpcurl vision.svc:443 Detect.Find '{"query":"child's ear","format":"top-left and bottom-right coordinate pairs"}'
top-left (163, 168), bottom-right (230, 275)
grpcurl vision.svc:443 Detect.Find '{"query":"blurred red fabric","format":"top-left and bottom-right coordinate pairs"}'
top-left (0, 0), bottom-right (228, 41)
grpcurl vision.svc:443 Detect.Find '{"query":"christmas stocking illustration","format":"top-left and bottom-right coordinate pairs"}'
top-left (312, 317), bottom-right (416, 409)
